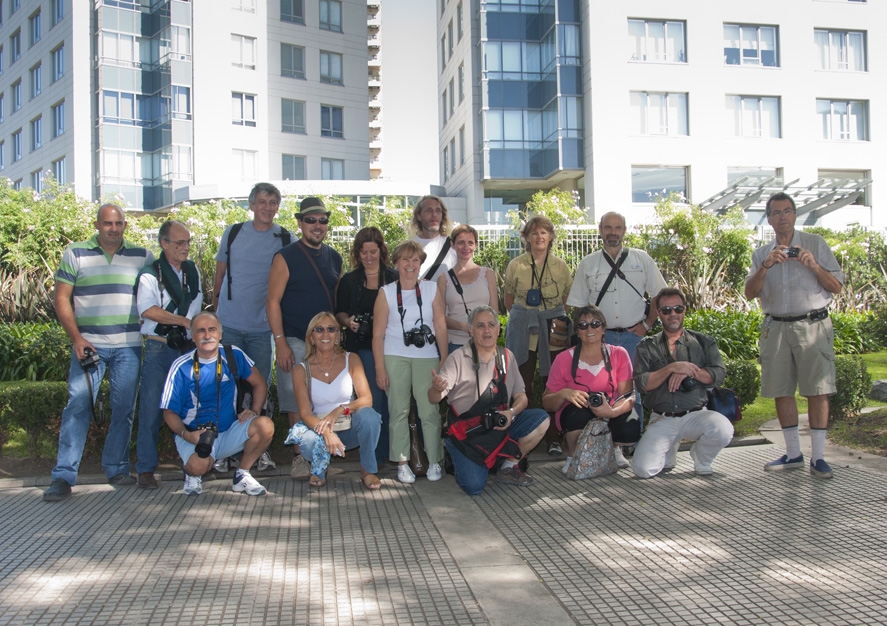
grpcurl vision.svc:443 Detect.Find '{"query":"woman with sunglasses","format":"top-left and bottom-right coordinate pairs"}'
top-left (286, 311), bottom-right (382, 489)
top-left (543, 305), bottom-right (638, 472)
top-left (373, 240), bottom-right (448, 484)
top-left (437, 224), bottom-right (499, 353)
top-left (336, 227), bottom-right (398, 468)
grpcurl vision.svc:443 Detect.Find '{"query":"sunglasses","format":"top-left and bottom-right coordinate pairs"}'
top-left (658, 305), bottom-right (686, 315)
top-left (576, 320), bottom-right (603, 330)
top-left (301, 216), bottom-right (329, 225)
top-left (312, 325), bottom-right (339, 334)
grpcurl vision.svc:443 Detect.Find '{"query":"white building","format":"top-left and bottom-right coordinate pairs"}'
top-left (440, 0), bottom-right (884, 228)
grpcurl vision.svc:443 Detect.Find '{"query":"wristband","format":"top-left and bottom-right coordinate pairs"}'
top-left (762, 262), bottom-right (773, 269)
top-left (341, 405), bottom-right (351, 416)
top-left (274, 333), bottom-right (285, 340)
top-left (641, 321), bottom-right (651, 331)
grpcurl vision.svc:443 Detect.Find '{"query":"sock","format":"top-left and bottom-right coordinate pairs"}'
top-left (235, 468), bottom-right (249, 479)
top-left (501, 459), bottom-right (517, 470)
top-left (562, 457), bottom-right (572, 474)
top-left (810, 428), bottom-right (827, 462)
top-left (782, 426), bottom-right (802, 459)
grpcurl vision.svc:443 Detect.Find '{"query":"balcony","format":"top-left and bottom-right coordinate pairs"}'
top-left (368, 54), bottom-right (381, 68)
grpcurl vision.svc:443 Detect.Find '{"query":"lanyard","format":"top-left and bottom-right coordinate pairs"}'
top-left (529, 253), bottom-right (549, 291)
top-left (570, 342), bottom-right (615, 399)
top-left (447, 269), bottom-right (470, 317)
top-left (192, 351), bottom-right (223, 424)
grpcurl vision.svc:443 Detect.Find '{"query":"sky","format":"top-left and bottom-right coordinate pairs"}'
top-left (378, 0), bottom-right (439, 184)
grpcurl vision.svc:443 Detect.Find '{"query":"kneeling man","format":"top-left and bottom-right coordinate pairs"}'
top-left (429, 306), bottom-right (548, 495)
top-left (161, 312), bottom-right (274, 495)
top-left (632, 288), bottom-right (733, 478)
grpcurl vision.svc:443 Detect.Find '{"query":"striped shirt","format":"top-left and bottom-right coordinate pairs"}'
top-left (56, 234), bottom-right (154, 348)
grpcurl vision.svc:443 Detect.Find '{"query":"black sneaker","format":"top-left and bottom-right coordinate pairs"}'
top-left (43, 479), bottom-right (72, 502)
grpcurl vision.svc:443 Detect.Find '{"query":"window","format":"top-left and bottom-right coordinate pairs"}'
top-left (321, 158), bottom-right (344, 180)
top-left (727, 167), bottom-right (781, 186)
top-left (319, 0), bottom-right (342, 33)
top-left (281, 98), bottom-right (305, 133)
top-left (52, 0), bottom-right (64, 26)
top-left (232, 92), bottom-right (256, 126)
top-left (819, 168), bottom-right (869, 205)
top-left (51, 100), bottom-right (64, 137)
top-left (442, 146), bottom-right (449, 181)
top-left (11, 29), bottom-right (21, 63)
top-left (815, 29), bottom-right (866, 71)
top-left (11, 0), bottom-right (19, 15)
top-left (726, 95), bottom-right (780, 138)
top-left (631, 166), bottom-right (687, 202)
top-left (13, 179), bottom-right (22, 190)
top-left (630, 91), bottom-right (688, 136)
top-left (449, 78), bottom-right (455, 117)
top-left (30, 63), bottom-right (41, 99)
top-left (0, 46), bottom-right (4, 74)
top-left (51, 45), bottom-right (64, 81)
top-left (441, 90), bottom-right (447, 126)
top-left (320, 104), bottom-right (343, 138)
top-left (12, 81), bottom-right (21, 111)
top-left (30, 116), bottom-right (42, 150)
top-left (31, 170), bottom-right (43, 192)
top-left (458, 63), bottom-right (464, 102)
top-left (29, 10), bottom-right (40, 46)
top-left (233, 149), bottom-right (258, 180)
top-left (320, 51), bottom-right (343, 85)
top-left (0, 141), bottom-right (4, 169)
top-left (103, 90), bottom-right (139, 125)
top-left (450, 137), bottom-right (456, 175)
top-left (281, 43), bottom-right (305, 79)
top-left (103, 150), bottom-right (139, 182)
top-left (282, 154), bottom-right (306, 180)
top-left (232, 0), bottom-right (256, 12)
top-left (0, 93), bottom-right (4, 123)
top-left (281, 0), bottom-right (304, 25)
top-left (817, 99), bottom-right (868, 141)
top-left (459, 125), bottom-right (465, 164)
top-left (457, 2), bottom-right (463, 41)
top-left (169, 26), bottom-right (191, 59)
top-left (448, 20), bottom-right (454, 58)
top-left (172, 86), bottom-right (190, 120)
top-left (101, 32), bottom-right (140, 66)
top-left (724, 24), bottom-right (778, 67)
top-left (441, 36), bottom-right (446, 71)
top-left (628, 19), bottom-right (685, 63)
top-left (171, 145), bottom-right (192, 179)
top-left (52, 156), bottom-right (66, 184)
top-left (12, 129), bottom-right (22, 161)
top-left (231, 34), bottom-right (256, 69)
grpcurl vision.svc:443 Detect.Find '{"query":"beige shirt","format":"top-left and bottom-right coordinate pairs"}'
top-left (437, 345), bottom-right (525, 416)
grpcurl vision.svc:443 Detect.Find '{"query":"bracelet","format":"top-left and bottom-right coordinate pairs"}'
top-left (273, 333), bottom-right (285, 340)
top-left (509, 407), bottom-right (516, 419)
top-left (762, 262), bottom-right (773, 269)
top-left (641, 321), bottom-right (651, 331)
top-left (180, 428), bottom-right (186, 438)
top-left (341, 405), bottom-right (351, 416)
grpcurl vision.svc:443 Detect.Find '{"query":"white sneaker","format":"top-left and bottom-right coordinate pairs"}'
top-left (257, 450), bottom-right (276, 471)
top-left (613, 446), bottom-right (630, 469)
top-left (561, 457), bottom-right (572, 474)
top-left (183, 474), bottom-right (202, 496)
top-left (290, 455), bottom-right (311, 478)
top-left (232, 471), bottom-right (267, 495)
top-left (212, 458), bottom-right (229, 472)
top-left (397, 464), bottom-right (416, 484)
top-left (689, 447), bottom-right (713, 476)
top-left (426, 463), bottom-right (442, 481)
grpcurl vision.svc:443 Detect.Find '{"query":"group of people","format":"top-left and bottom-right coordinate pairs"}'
top-left (42, 188), bottom-right (844, 502)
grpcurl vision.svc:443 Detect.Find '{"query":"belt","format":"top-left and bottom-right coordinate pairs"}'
top-left (609, 323), bottom-right (642, 333)
top-left (658, 406), bottom-right (705, 418)
top-left (768, 308), bottom-right (828, 323)
top-left (146, 335), bottom-right (167, 344)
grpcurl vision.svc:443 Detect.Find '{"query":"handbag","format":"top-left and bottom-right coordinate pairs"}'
top-left (549, 316), bottom-right (570, 351)
top-left (565, 419), bottom-right (619, 480)
top-left (408, 403), bottom-right (429, 477)
top-left (707, 387), bottom-right (742, 423)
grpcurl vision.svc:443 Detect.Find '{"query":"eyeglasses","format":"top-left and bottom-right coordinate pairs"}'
top-left (769, 208), bottom-right (795, 219)
top-left (164, 238), bottom-right (191, 248)
top-left (301, 216), bottom-right (329, 225)
top-left (313, 325), bottom-right (339, 334)
top-left (658, 305), bottom-right (686, 315)
top-left (576, 320), bottom-right (603, 330)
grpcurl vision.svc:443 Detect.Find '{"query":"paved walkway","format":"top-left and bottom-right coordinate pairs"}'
top-left (2, 437), bottom-right (887, 626)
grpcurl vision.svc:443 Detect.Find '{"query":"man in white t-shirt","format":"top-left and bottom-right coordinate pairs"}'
top-left (411, 195), bottom-right (457, 281)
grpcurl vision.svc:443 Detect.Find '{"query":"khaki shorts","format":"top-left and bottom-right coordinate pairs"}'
top-left (759, 316), bottom-right (836, 398)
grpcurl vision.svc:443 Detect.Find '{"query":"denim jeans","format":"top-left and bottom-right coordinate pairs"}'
top-left (135, 339), bottom-right (180, 473)
top-left (52, 345), bottom-right (142, 485)
top-left (222, 328), bottom-right (273, 386)
top-left (445, 408), bottom-right (548, 496)
top-left (290, 407), bottom-right (382, 476)
top-left (605, 329), bottom-right (645, 428)
top-left (358, 349), bottom-right (390, 468)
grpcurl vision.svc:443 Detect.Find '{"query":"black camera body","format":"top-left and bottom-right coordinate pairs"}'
top-left (79, 347), bottom-right (101, 370)
top-left (403, 324), bottom-right (436, 349)
top-left (680, 377), bottom-right (699, 392)
top-left (786, 246), bottom-right (800, 258)
top-left (156, 323), bottom-right (187, 350)
top-left (194, 422), bottom-right (218, 458)
top-left (353, 312), bottom-right (373, 342)
top-left (587, 391), bottom-right (605, 407)
top-left (481, 410), bottom-right (509, 430)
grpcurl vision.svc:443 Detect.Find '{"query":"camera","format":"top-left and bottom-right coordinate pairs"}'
top-left (680, 377), bottom-right (699, 392)
top-left (156, 323), bottom-right (187, 350)
top-left (588, 391), bottom-right (605, 407)
top-left (353, 312), bottom-right (373, 342)
top-left (403, 324), bottom-right (436, 349)
top-left (194, 422), bottom-right (218, 458)
top-left (786, 246), bottom-right (800, 258)
top-left (79, 347), bottom-right (101, 370)
top-left (481, 410), bottom-right (509, 430)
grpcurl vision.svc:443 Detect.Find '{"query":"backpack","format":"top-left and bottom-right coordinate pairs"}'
top-left (224, 222), bottom-right (292, 300)
top-left (223, 344), bottom-right (273, 417)
top-left (565, 419), bottom-right (619, 480)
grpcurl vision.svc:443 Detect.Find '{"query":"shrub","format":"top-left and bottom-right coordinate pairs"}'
top-left (831, 311), bottom-right (880, 355)
top-left (0, 381), bottom-right (70, 457)
top-left (723, 359), bottom-right (760, 409)
top-left (685, 309), bottom-right (763, 361)
top-left (0, 322), bottom-right (70, 382)
top-left (830, 355), bottom-right (871, 421)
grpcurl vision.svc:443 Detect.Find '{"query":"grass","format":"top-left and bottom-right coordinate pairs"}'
top-left (829, 407), bottom-right (887, 456)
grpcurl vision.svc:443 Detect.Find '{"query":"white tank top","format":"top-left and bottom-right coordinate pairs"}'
top-left (381, 280), bottom-right (441, 359)
top-left (303, 353), bottom-right (354, 416)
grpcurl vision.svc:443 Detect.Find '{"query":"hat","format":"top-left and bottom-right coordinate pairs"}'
top-left (297, 197), bottom-right (330, 218)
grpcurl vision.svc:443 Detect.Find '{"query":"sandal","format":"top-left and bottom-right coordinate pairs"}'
top-left (309, 474), bottom-right (326, 488)
top-left (361, 471), bottom-right (382, 490)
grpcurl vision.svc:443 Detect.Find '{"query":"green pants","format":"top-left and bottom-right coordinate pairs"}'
top-left (384, 355), bottom-right (443, 464)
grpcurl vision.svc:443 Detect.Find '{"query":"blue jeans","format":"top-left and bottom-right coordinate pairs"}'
top-left (52, 345), bottom-right (142, 485)
top-left (358, 349), bottom-right (390, 468)
top-left (135, 339), bottom-right (180, 473)
top-left (605, 329), bottom-right (645, 428)
top-left (222, 328), bottom-right (273, 386)
top-left (291, 407), bottom-right (382, 476)
top-left (444, 408), bottom-right (548, 496)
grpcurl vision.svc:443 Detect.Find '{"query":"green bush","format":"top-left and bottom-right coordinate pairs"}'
top-left (831, 311), bottom-right (880, 355)
top-left (685, 309), bottom-right (762, 361)
top-left (0, 381), bottom-right (70, 457)
top-left (0, 322), bottom-right (70, 382)
top-left (830, 355), bottom-right (871, 421)
top-left (723, 359), bottom-right (760, 409)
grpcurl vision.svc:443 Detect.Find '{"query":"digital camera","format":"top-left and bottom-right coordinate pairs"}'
top-left (680, 377), bottom-right (699, 392)
top-left (786, 246), bottom-right (800, 258)
top-left (588, 391), bottom-right (605, 407)
top-left (403, 324), bottom-right (436, 349)
top-left (481, 410), bottom-right (508, 430)
top-left (353, 312), bottom-right (373, 342)
top-left (79, 347), bottom-right (101, 370)
top-left (156, 323), bottom-right (188, 350)
top-left (194, 422), bottom-right (218, 458)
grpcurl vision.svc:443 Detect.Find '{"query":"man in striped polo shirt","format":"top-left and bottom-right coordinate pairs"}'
top-left (43, 204), bottom-right (154, 502)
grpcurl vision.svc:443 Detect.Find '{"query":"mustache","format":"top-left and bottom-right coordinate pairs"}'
top-left (200, 337), bottom-right (217, 345)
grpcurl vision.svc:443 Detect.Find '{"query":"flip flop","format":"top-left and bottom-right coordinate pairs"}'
top-left (309, 474), bottom-right (326, 487)
top-left (361, 472), bottom-right (382, 490)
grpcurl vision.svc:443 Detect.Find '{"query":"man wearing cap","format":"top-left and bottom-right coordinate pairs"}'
top-left (411, 195), bottom-right (457, 281)
top-left (267, 197), bottom-right (343, 467)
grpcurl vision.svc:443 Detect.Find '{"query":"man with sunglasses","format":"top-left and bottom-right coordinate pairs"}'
top-left (267, 197), bottom-right (343, 467)
top-left (632, 288), bottom-right (733, 478)
top-left (745, 192), bottom-right (843, 478)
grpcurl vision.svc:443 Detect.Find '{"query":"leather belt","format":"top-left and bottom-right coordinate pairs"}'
top-left (609, 323), bottom-right (642, 333)
top-left (768, 308), bottom-right (828, 323)
top-left (658, 406), bottom-right (705, 418)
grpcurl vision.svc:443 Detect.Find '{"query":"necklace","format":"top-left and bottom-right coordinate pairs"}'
top-left (364, 270), bottom-right (379, 276)
top-left (314, 353), bottom-right (337, 377)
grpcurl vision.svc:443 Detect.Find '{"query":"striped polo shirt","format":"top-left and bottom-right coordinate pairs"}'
top-left (56, 234), bottom-right (154, 348)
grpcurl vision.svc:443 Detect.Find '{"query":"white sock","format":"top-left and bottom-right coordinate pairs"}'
top-left (235, 468), bottom-right (249, 479)
top-left (501, 459), bottom-right (517, 470)
top-left (782, 426), bottom-right (802, 459)
top-left (562, 457), bottom-right (572, 474)
top-left (810, 428), bottom-right (827, 462)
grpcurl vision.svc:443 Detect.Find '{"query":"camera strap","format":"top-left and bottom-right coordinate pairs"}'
top-left (447, 269), bottom-right (470, 317)
top-left (82, 363), bottom-right (104, 426)
top-left (570, 341), bottom-right (615, 399)
top-left (396, 280), bottom-right (426, 336)
top-left (529, 252), bottom-right (550, 306)
top-left (192, 351), bottom-right (223, 426)
top-left (594, 250), bottom-right (628, 307)
top-left (469, 342), bottom-right (509, 407)
top-left (601, 249), bottom-right (649, 312)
